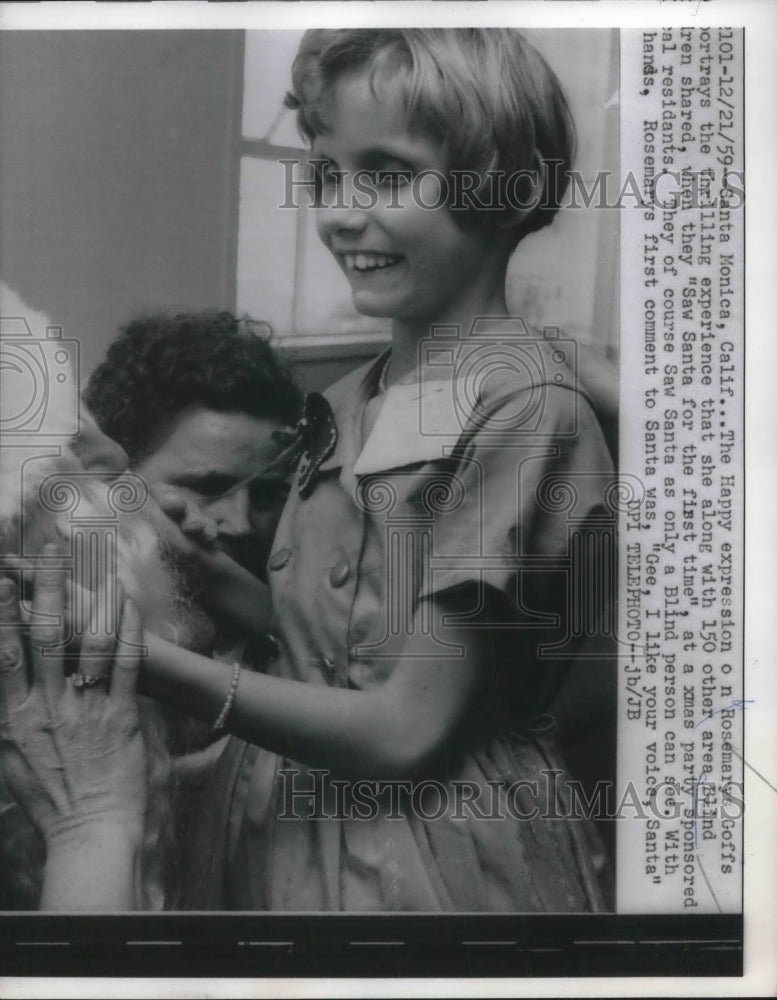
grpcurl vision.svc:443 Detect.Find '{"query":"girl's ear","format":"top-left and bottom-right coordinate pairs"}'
top-left (492, 148), bottom-right (545, 233)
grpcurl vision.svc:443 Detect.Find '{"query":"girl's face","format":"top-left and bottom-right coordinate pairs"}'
top-left (312, 70), bottom-right (510, 331)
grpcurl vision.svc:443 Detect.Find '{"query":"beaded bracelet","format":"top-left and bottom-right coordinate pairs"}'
top-left (212, 662), bottom-right (241, 732)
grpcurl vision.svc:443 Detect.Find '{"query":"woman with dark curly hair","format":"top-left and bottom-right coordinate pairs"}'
top-left (84, 309), bottom-right (302, 581)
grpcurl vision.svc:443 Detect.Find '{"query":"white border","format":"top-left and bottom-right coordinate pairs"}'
top-left (0, 1), bottom-right (775, 998)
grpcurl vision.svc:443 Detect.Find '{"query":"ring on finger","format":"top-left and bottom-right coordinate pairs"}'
top-left (72, 673), bottom-right (109, 691)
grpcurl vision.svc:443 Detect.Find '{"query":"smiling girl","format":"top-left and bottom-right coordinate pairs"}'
top-left (128, 28), bottom-right (618, 912)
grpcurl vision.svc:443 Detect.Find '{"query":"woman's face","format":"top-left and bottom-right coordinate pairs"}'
top-left (133, 406), bottom-right (290, 578)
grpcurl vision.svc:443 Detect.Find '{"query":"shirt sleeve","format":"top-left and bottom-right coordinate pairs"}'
top-left (417, 383), bottom-right (616, 719)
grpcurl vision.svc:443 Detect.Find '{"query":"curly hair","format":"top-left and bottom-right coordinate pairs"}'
top-left (84, 311), bottom-right (303, 464)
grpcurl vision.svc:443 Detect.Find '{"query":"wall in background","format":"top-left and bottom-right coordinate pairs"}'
top-left (0, 31), bottom-right (243, 385)
top-left (0, 29), bottom-right (619, 399)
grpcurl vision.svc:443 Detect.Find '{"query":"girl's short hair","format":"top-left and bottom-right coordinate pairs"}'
top-left (286, 28), bottom-right (577, 244)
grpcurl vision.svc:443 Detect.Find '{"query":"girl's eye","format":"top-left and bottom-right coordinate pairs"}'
top-left (322, 165), bottom-right (340, 187)
top-left (373, 167), bottom-right (412, 189)
top-left (310, 160), bottom-right (341, 191)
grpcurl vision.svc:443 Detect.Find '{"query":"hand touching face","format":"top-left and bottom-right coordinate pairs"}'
top-left (134, 406), bottom-right (288, 573)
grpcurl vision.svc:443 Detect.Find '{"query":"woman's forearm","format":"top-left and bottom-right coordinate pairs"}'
top-left (40, 822), bottom-right (142, 911)
top-left (142, 631), bottom-right (409, 777)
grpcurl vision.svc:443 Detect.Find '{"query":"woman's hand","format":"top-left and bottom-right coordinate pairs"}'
top-left (0, 546), bottom-right (148, 908)
top-left (147, 483), bottom-right (274, 638)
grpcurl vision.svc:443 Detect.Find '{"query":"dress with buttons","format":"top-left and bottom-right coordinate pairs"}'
top-left (222, 341), bottom-right (615, 913)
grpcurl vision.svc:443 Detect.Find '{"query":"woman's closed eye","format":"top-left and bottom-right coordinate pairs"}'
top-left (173, 473), bottom-right (238, 502)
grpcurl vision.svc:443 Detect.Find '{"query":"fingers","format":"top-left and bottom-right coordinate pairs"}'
top-left (64, 578), bottom-right (95, 658)
top-left (77, 558), bottom-right (120, 684)
top-left (28, 543), bottom-right (66, 704)
top-left (152, 485), bottom-right (189, 525)
top-left (109, 598), bottom-right (142, 707)
top-left (0, 576), bottom-right (28, 714)
top-left (181, 508), bottom-right (218, 546)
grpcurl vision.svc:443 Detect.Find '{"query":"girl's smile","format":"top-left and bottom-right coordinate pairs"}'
top-left (342, 252), bottom-right (404, 274)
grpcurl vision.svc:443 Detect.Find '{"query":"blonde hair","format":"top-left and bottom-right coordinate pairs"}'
top-left (286, 28), bottom-right (577, 243)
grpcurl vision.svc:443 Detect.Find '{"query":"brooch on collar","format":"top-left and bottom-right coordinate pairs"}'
top-left (296, 392), bottom-right (338, 497)
top-left (269, 392), bottom-right (338, 499)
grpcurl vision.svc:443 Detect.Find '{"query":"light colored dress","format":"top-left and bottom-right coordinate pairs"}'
top-left (185, 332), bottom-right (616, 912)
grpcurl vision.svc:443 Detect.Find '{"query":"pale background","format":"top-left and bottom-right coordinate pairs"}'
top-left (0, 28), bottom-right (618, 394)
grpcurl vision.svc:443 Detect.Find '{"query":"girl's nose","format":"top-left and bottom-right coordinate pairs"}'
top-left (316, 172), bottom-right (370, 238)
